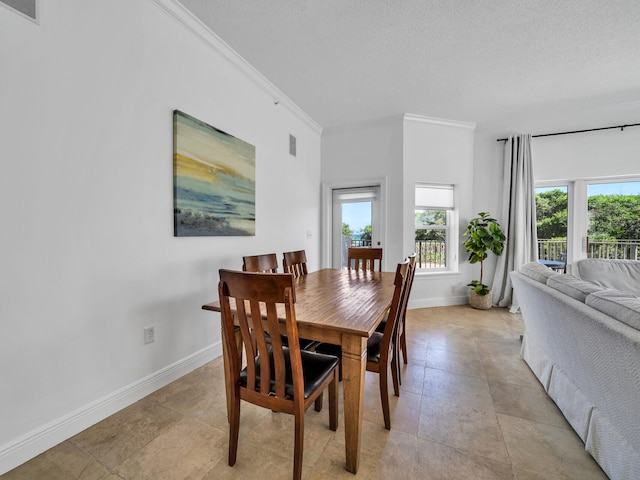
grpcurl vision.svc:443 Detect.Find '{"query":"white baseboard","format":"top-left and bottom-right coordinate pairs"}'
top-left (408, 296), bottom-right (468, 309)
top-left (0, 342), bottom-right (222, 475)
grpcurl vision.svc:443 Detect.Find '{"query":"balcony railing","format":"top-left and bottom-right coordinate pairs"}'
top-left (537, 240), bottom-right (567, 262)
top-left (586, 239), bottom-right (640, 260)
top-left (415, 239), bottom-right (446, 269)
top-left (538, 239), bottom-right (640, 261)
top-left (349, 239), bottom-right (447, 268)
top-left (350, 238), bottom-right (639, 269)
top-left (350, 239), bottom-right (372, 247)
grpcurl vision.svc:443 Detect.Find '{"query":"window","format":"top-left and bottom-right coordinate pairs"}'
top-left (535, 185), bottom-right (568, 263)
top-left (587, 181), bottom-right (640, 259)
top-left (534, 178), bottom-right (640, 264)
top-left (415, 184), bottom-right (457, 271)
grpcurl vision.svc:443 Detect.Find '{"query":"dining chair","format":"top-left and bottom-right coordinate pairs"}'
top-left (377, 253), bottom-right (416, 370)
top-left (316, 260), bottom-right (410, 429)
top-left (347, 247), bottom-right (383, 272)
top-left (218, 269), bottom-right (339, 480)
top-left (242, 253), bottom-right (279, 273)
top-left (242, 252), bottom-right (315, 350)
top-left (283, 250), bottom-right (308, 278)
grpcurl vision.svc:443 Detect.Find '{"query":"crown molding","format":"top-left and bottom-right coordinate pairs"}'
top-left (403, 113), bottom-right (476, 130)
top-left (149, 0), bottom-right (322, 135)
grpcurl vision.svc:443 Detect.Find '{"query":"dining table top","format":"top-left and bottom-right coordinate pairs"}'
top-left (202, 268), bottom-right (396, 339)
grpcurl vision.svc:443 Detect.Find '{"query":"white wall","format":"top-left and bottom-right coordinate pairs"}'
top-left (321, 115), bottom-right (404, 270)
top-left (321, 114), bottom-right (476, 306)
top-left (0, 0), bottom-right (321, 473)
top-left (402, 116), bottom-right (476, 307)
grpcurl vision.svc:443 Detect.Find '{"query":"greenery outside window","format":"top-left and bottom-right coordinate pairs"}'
top-left (415, 184), bottom-right (457, 271)
top-left (535, 185), bottom-right (568, 263)
top-left (535, 178), bottom-right (640, 264)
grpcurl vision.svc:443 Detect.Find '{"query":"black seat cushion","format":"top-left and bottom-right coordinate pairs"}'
top-left (374, 311), bottom-right (390, 334)
top-left (283, 335), bottom-right (319, 351)
top-left (365, 332), bottom-right (383, 362)
top-left (240, 347), bottom-right (338, 399)
top-left (265, 332), bottom-right (317, 351)
top-left (315, 333), bottom-right (383, 363)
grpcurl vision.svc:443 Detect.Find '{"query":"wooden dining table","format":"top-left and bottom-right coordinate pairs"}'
top-left (202, 268), bottom-right (395, 474)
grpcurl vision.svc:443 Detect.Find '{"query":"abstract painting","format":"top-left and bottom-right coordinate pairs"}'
top-left (1, 0), bottom-right (38, 22)
top-left (173, 110), bottom-right (255, 236)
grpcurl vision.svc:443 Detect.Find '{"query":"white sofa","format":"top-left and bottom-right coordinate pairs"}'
top-left (511, 259), bottom-right (640, 480)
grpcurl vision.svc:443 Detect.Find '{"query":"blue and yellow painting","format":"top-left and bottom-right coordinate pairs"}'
top-left (173, 110), bottom-right (255, 236)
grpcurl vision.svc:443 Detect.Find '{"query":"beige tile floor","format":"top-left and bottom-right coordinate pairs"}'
top-left (2, 306), bottom-right (608, 480)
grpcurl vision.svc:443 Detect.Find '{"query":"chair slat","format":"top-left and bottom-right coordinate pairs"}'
top-left (236, 300), bottom-right (256, 391)
top-left (266, 301), bottom-right (286, 398)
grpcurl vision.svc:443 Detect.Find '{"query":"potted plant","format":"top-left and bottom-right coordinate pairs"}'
top-left (463, 212), bottom-right (506, 309)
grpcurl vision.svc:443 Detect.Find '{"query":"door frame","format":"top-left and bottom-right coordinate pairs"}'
top-left (321, 177), bottom-right (388, 269)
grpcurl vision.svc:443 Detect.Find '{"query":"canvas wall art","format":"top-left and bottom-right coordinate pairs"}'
top-left (173, 110), bottom-right (255, 236)
top-left (1, 0), bottom-right (38, 22)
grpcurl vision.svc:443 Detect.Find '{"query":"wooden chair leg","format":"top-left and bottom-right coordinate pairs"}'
top-left (293, 413), bottom-right (304, 480)
top-left (228, 395), bottom-right (240, 466)
top-left (328, 370), bottom-right (338, 431)
top-left (314, 392), bottom-right (323, 412)
top-left (391, 352), bottom-right (400, 397)
top-left (393, 341), bottom-right (402, 386)
top-left (400, 325), bottom-right (408, 364)
top-left (379, 367), bottom-right (391, 430)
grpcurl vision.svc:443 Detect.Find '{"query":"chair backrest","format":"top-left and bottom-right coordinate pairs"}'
top-left (218, 269), bottom-right (304, 405)
top-left (283, 250), bottom-right (308, 278)
top-left (242, 253), bottom-right (278, 273)
top-left (347, 247), bottom-right (383, 272)
top-left (405, 253), bottom-right (417, 303)
top-left (397, 253), bottom-right (417, 335)
top-left (379, 261), bottom-right (410, 353)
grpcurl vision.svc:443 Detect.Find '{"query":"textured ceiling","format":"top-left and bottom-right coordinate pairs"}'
top-left (178, 0), bottom-right (640, 129)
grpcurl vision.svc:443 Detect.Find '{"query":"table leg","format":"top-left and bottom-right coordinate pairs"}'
top-left (341, 334), bottom-right (367, 473)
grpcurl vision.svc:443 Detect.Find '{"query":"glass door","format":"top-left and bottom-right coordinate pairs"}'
top-left (331, 186), bottom-right (381, 269)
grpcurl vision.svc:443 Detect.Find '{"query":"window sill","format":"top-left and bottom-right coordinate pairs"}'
top-left (415, 269), bottom-right (460, 278)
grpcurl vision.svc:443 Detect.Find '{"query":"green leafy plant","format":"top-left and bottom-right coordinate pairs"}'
top-left (463, 212), bottom-right (506, 296)
top-left (360, 224), bottom-right (372, 242)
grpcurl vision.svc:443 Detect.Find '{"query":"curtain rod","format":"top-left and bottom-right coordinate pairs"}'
top-left (496, 122), bottom-right (640, 142)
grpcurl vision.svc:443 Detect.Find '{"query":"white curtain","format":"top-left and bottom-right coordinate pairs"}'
top-left (492, 134), bottom-right (538, 311)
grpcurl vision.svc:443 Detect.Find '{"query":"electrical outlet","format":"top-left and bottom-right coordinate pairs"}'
top-left (144, 326), bottom-right (155, 345)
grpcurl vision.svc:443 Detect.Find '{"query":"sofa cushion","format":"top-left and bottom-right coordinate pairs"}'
top-left (586, 289), bottom-right (640, 331)
top-left (546, 274), bottom-right (604, 303)
top-left (518, 262), bottom-right (559, 284)
top-left (574, 259), bottom-right (640, 296)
